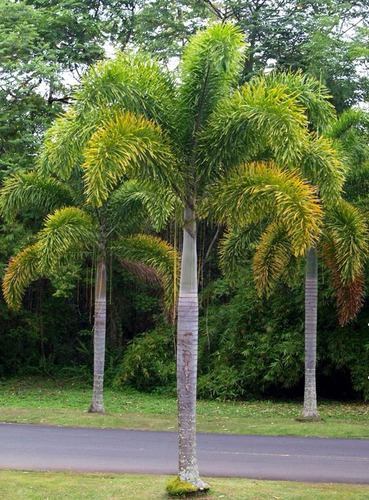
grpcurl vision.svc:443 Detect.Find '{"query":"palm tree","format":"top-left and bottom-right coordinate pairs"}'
top-left (1, 171), bottom-right (179, 414)
top-left (11, 26), bottom-right (326, 490)
top-left (217, 121), bottom-right (368, 421)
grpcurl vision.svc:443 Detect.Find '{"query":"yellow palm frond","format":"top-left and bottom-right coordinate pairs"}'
top-left (2, 244), bottom-right (40, 310)
top-left (207, 161), bottom-right (322, 256)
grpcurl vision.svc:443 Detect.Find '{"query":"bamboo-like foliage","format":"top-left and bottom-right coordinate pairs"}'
top-left (2, 244), bottom-right (40, 310)
top-left (0, 172), bottom-right (74, 221)
top-left (113, 234), bottom-right (180, 310)
top-left (82, 111), bottom-right (176, 207)
top-left (207, 161), bottom-right (322, 256)
top-left (37, 207), bottom-right (98, 272)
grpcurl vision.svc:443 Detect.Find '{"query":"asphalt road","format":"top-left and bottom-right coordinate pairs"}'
top-left (0, 423), bottom-right (368, 484)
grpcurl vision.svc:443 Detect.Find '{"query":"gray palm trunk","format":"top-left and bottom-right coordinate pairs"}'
top-left (88, 232), bottom-right (107, 413)
top-left (302, 246), bottom-right (321, 420)
top-left (177, 203), bottom-right (208, 490)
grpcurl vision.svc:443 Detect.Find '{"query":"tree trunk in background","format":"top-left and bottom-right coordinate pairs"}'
top-left (177, 203), bottom-right (208, 490)
top-left (302, 246), bottom-right (321, 420)
top-left (89, 246), bottom-right (107, 413)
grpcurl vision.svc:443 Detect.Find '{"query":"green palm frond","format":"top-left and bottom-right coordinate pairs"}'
top-left (178, 23), bottom-right (245, 149)
top-left (252, 222), bottom-right (294, 296)
top-left (2, 243), bottom-right (40, 310)
top-left (76, 51), bottom-right (175, 130)
top-left (326, 109), bottom-right (369, 170)
top-left (38, 107), bottom-right (101, 179)
top-left (199, 79), bottom-right (308, 177)
top-left (323, 199), bottom-right (368, 285)
top-left (298, 136), bottom-right (346, 204)
top-left (112, 234), bottom-right (180, 310)
top-left (37, 207), bottom-right (98, 272)
top-left (207, 161), bottom-right (322, 256)
top-left (219, 224), bottom-right (265, 277)
top-left (82, 111), bottom-right (176, 207)
top-left (0, 172), bottom-right (74, 221)
top-left (256, 70), bottom-right (335, 131)
top-left (106, 180), bottom-right (179, 234)
top-left (325, 109), bottom-right (369, 140)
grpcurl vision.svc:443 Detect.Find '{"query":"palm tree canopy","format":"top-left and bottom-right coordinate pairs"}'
top-left (205, 161), bottom-right (322, 257)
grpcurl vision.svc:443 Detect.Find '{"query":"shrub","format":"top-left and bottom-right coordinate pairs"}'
top-left (114, 326), bottom-right (176, 392)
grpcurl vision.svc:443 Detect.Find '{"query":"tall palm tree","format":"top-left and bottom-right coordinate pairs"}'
top-left (1, 171), bottom-right (179, 414)
top-left (14, 26), bottom-right (326, 490)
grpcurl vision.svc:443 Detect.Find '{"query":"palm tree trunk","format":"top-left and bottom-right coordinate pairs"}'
top-left (89, 232), bottom-right (107, 413)
top-left (302, 246), bottom-right (321, 420)
top-left (177, 202), bottom-right (208, 490)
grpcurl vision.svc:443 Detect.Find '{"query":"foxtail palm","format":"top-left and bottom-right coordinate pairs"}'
top-left (1, 170), bottom-right (179, 414)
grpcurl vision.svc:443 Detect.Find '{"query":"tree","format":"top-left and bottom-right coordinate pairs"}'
top-left (1, 161), bottom-right (178, 414)
top-left (216, 75), bottom-right (369, 420)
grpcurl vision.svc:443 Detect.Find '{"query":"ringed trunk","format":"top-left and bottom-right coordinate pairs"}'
top-left (302, 246), bottom-right (321, 421)
top-left (89, 239), bottom-right (107, 413)
top-left (176, 203), bottom-right (209, 490)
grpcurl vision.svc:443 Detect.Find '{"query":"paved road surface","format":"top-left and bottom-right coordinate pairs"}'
top-left (0, 423), bottom-right (368, 484)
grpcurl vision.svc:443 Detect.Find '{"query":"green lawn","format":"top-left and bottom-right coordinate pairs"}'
top-left (0, 377), bottom-right (368, 438)
top-left (1, 471), bottom-right (369, 499)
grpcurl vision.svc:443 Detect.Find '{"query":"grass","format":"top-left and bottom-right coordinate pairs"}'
top-left (0, 377), bottom-right (368, 438)
top-left (1, 471), bottom-right (369, 499)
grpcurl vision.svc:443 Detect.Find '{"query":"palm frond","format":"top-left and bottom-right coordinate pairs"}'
top-left (76, 51), bottom-right (175, 131)
top-left (82, 111), bottom-right (176, 207)
top-left (219, 224), bottom-right (264, 277)
top-left (207, 161), bottom-right (322, 256)
top-left (37, 207), bottom-right (98, 272)
top-left (112, 234), bottom-right (180, 311)
top-left (252, 222), bottom-right (294, 296)
top-left (105, 180), bottom-right (179, 234)
top-left (326, 109), bottom-right (369, 170)
top-left (2, 244), bottom-right (41, 310)
top-left (38, 107), bottom-right (101, 179)
top-left (178, 23), bottom-right (245, 149)
top-left (298, 136), bottom-right (346, 204)
top-left (255, 70), bottom-right (335, 131)
top-left (326, 109), bottom-right (369, 140)
top-left (323, 199), bottom-right (368, 285)
top-left (0, 172), bottom-right (74, 221)
top-left (199, 79), bottom-right (308, 178)
top-left (321, 239), bottom-right (365, 325)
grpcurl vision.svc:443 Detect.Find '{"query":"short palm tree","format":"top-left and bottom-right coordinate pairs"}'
top-left (11, 26), bottom-right (326, 490)
top-left (1, 170), bottom-right (179, 414)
